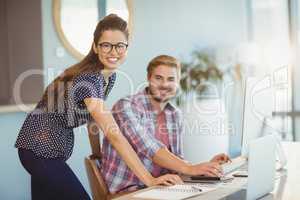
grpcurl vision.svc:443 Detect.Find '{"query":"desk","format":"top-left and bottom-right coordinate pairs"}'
top-left (114, 142), bottom-right (300, 200)
top-left (269, 142), bottom-right (300, 200)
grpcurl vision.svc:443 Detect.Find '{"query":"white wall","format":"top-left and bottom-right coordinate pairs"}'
top-left (116, 0), bottom-right (249, 156)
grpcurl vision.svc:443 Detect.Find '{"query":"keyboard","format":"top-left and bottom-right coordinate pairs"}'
top-left (221, 156), bottom-right (247, 175)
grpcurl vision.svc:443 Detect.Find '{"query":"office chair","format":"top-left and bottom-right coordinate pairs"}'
top-left (85, 122), bottom-right (131, 200)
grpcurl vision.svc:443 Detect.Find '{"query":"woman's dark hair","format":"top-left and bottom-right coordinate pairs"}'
top-left (41, 14), bottom-right (128, 110)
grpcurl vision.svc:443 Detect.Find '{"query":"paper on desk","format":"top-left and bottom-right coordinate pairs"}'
top-left (133, 184), bottom-right (217, 200)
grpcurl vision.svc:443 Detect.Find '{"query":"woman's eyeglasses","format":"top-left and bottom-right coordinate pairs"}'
top-left (97, 42), bottom-right (128, 54)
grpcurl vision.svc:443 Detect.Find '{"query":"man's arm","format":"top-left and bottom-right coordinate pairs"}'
top-left (114, 100), bottom-right (222, 177)
top-left (152, 147), bottom-right (222, 177)
top-left (112, 99), bottom-right (166, 159)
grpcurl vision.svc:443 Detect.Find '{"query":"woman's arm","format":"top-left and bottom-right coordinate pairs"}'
top-left (84, 98), bottom-right (182, 186)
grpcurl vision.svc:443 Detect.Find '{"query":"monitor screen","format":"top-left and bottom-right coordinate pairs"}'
top-left (241, 77), bottom-right (274, 156)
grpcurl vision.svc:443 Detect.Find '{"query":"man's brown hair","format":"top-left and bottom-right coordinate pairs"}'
top-left (147, 55), bottom-right (181, 77)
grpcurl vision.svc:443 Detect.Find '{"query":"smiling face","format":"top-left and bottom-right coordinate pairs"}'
top-left (93, 30), bottom-right (128, 70)
top-left (148, 64), bottom-right (180, 103)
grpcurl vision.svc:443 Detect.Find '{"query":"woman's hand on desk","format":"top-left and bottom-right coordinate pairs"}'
top-left (185, 162), bottom-right (223, 177)
top-left (150, 174), bottom-right (183, 186)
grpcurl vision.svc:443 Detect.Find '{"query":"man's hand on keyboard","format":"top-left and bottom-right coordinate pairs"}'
top-left (221, 156), bottom-right (247, 175)
top-left (185, 162), bottom-right (223, 177)
top-left (210, 153), bottom-right (231, 164)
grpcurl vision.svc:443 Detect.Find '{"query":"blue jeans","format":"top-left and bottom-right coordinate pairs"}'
top-left (18, 148), bottom-right (91, 200)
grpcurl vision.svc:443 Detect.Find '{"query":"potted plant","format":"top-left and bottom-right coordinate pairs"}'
top-left (176, 50), bottom-right (223, 106)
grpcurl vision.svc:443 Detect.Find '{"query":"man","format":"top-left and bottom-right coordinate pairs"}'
top-left (101, 55), bottom-right (230, 194)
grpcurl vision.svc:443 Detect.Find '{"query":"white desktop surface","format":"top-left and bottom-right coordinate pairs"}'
top-left (113, 142), bottom-right (300, 200)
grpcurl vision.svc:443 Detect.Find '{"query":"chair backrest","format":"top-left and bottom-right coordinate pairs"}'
top-left (85, 121), bottom-right (110, 200)
top-left (84, 156), bottom-right (110, 200)
top-left (85, 121), bottom-right (133, 200)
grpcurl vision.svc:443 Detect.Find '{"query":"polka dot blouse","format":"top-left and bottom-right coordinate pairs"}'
top-left (15, 71), bottom-right (116, 160)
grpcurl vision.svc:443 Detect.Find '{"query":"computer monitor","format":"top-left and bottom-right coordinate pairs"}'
top-left (240, 77), bottom-right (287, 168)
top-left (240, 77), bottom-right (274, 156)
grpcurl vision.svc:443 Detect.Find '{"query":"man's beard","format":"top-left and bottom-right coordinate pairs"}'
top-left (148, 87), bottom-right (174, 103)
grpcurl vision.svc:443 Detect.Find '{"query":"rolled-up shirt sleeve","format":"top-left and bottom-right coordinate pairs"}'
top-left (112, 99), bottom-right (165, 159)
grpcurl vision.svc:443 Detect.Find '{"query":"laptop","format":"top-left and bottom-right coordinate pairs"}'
top-left (224, 135), bottom-right (277, 200)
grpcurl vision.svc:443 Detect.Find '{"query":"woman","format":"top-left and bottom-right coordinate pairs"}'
top-left (15, 14), bottom-right (182, 200)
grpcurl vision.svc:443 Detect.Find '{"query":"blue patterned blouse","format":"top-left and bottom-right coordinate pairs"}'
top-left (15, 71), bottom-right (116, 160)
